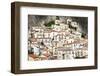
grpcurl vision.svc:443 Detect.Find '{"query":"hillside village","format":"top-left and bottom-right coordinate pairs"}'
top-left (28, 16), bottom-right (88, 61)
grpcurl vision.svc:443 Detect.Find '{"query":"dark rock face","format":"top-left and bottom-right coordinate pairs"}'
top-left (28, 15), bottom-right (88, 34)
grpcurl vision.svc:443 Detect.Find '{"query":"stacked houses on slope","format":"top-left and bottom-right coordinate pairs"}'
top-left (28, 17), bottom-right (88, 61)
